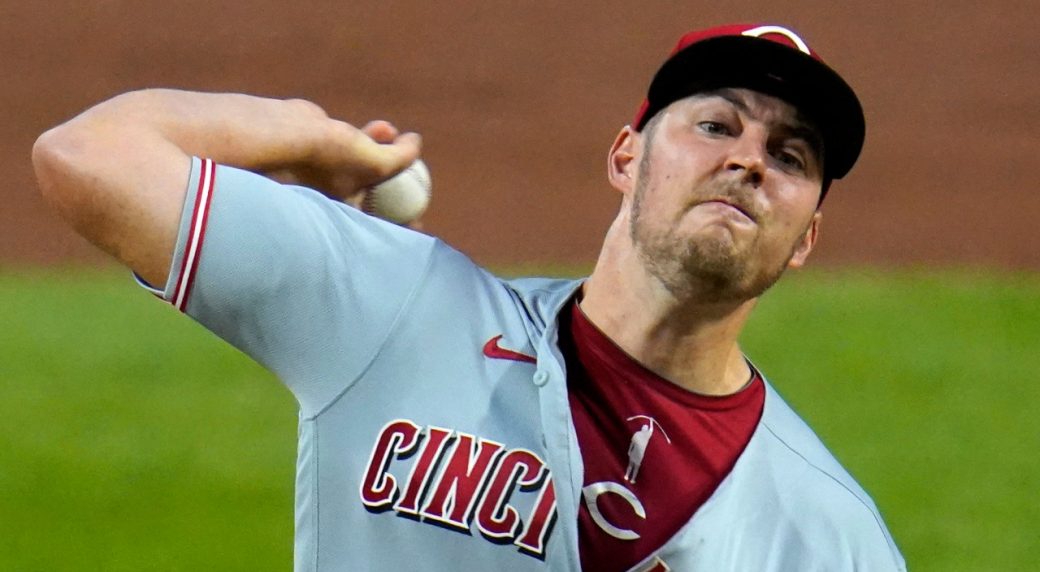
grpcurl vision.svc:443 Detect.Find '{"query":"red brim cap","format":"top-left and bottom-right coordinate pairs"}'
top-left (633, 24), bottom-right (865, 181)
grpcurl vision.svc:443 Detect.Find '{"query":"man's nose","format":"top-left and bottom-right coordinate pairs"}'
top-left (724, 132), bottom-right (767, 186)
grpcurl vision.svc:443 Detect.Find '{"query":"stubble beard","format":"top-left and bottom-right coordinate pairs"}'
top-left (629, 149), bottom-right (793, 305)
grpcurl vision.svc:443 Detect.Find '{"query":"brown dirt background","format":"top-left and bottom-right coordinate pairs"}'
top-left (3, 0), bottom-right (1038, 270)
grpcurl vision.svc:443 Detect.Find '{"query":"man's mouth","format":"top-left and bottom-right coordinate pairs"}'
top-left (700, 199), bottom-right (756, 222)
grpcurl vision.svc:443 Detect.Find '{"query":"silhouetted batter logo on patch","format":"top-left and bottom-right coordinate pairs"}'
top-left (581, 416), bottom-right (674, 542)
top-left (624, 415), bottom-right (672, 484)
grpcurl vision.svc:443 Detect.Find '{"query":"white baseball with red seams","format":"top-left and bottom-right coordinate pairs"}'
top-left (363, 159), bottom-right (431, 224)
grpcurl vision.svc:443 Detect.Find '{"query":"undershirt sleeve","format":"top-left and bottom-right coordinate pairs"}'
top-left (138, 157), bottom-right (437, 415)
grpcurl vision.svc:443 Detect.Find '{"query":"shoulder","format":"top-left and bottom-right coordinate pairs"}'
top-left (757, 380), bottom-right (869, 492)
top-left (633, 378), bottom-right (907, 571)
top-left (382, 246), bottom-right (582, 337)
top-left (757, 381), bottom-right (877, 507)
top-left (745, 380), bottom-right (906, 568)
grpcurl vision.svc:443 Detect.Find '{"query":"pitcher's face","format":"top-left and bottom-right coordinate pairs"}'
top-left (626, 88), bottom-right (824, 302)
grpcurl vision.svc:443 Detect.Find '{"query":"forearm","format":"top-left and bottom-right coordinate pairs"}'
top-left (32, 89), bottom-right (419, 286)
top-left (50, 89), bottom-right (337, 171)
top-left (106, 89), bottom-right (334, 169)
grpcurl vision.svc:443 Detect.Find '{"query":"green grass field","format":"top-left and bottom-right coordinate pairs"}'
top-left (1, 267), bottom-right (1037, 571)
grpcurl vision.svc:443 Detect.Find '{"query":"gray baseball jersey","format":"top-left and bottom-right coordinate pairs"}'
top-left (137, 157), bottom-right (906, 571)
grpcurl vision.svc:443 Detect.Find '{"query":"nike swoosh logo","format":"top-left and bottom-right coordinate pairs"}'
top-left (482, 335), bottom-right (536, 364)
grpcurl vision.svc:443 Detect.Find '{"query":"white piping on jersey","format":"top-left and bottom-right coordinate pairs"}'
top-left (173, 157), bottom-right (215, 312)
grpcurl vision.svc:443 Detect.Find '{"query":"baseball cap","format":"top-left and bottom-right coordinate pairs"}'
top-left (633, 23), bottom-right (865, 181)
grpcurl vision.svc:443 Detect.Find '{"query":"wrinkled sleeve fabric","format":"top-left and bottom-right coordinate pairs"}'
top-left (138, 157), bottom-right (437, 416)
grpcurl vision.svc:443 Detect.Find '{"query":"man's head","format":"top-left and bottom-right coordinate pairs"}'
top-left (632, 23), bottom-right (864, 189)
top-left (604, 24), bottom-right (864, 304)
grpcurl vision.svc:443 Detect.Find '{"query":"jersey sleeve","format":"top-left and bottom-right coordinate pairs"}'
top-left (140, 157), bottom-right (437, 415)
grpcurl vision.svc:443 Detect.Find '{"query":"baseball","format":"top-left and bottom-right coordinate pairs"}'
top-left (362, 159), bottom-right (431, 225)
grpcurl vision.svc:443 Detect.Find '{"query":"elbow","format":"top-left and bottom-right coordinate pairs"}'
top-left (32, 90), bottom-right (152, 206)
top-left (31, 122), bottom-right (115, 234)
top-left (32, 125), bottom-right (82, 209)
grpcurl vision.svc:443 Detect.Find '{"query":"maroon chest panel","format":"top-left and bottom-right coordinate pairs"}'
top-left (561, 301), bottom-right (764, 571)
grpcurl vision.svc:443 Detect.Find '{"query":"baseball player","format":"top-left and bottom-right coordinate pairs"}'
top-left (33, 23), bottom-right (905, 571)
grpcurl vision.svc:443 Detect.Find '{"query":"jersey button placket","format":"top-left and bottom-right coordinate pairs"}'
top-left (533, 370), bottom-right (550, 387)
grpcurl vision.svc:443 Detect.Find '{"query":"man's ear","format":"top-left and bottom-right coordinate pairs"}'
top-left (788, 211), bottom-right (822, 269)
top-left (607, 125), bottom-right (639, 195)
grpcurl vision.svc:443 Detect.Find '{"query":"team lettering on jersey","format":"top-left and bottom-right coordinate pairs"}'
top-left (359, 419), bottom-right (558, 560)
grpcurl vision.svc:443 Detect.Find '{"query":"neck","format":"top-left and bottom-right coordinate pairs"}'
top-left (580, 215), bottom-right (757, 396)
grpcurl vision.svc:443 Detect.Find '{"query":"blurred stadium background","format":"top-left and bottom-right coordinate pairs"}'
top-left (2, 1), bottom-right (1037, 570)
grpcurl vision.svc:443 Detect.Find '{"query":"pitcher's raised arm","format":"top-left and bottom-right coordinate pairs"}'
top-left (31, 89), bottom-right (420, 286)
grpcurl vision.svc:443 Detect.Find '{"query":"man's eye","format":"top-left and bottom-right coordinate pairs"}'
top-left (775, 150), bottom-right (806, 171)
top-left (698, 121), bottom-right (730, 135)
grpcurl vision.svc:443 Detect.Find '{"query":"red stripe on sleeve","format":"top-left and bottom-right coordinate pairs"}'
top-left (173, 158), bottom-right (216, 312)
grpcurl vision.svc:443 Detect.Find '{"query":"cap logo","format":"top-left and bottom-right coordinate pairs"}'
top-left (741, 25), bottom-right (811, 55)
